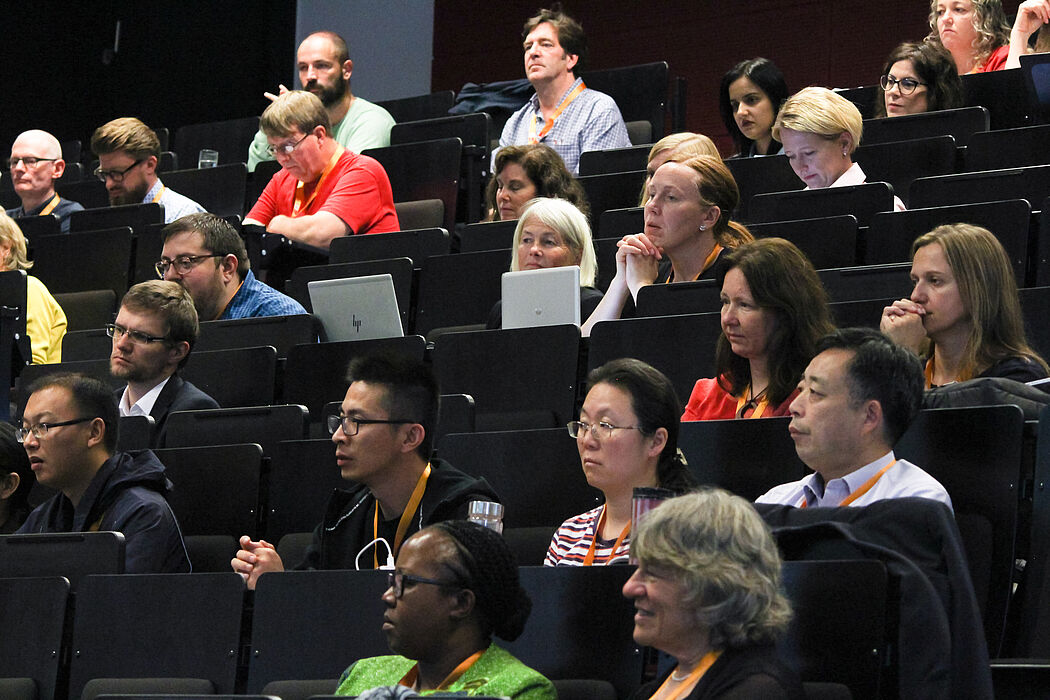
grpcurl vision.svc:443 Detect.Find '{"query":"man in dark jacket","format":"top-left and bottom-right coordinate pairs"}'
top-left (233, 354), bottom-right (499, 589)
top-left (110, 280), bottom-right (218, 447)
top-left (17, 373), bottom-right (190, 573)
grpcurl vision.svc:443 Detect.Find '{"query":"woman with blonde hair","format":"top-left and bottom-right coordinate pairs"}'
top-left (583, 155), bottom-right (753, 335)
top-left (640, 133), bottom-right (721, 205)
top-left (927, 0), bottom-right (1050, 74)
top-left (881, 223), bottom-right (1047, 387)
top-left (0, 212), bottom-right (65, 364)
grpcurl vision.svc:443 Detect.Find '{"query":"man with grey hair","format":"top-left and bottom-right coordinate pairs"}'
top-left (5, 130), bottom-right (84, 233)
top-left (244, 90), bottom-right (399, 248)
top-left (246, 31), bottom-right (394, 173)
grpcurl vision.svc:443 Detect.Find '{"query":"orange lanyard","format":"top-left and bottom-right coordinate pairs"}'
top-left (799, 459), bottom-right (898, 508)
top-left (583, 504), bottom-right (630, 565)
top-left (528, 81), bottom-right (586, 142)
top-left (151, 185), bottom-right (165, 204)
top-left (735, 384), bottom-right (768, 419)
top-left (39, 194), bottom-right (60, 216)
top-left (399, 648), bottom-right (485, 691)
top-left (292, 146), bottom-right (343, 217)
top-left (373, 463), bottom-right (431, 568)
top-left (924, 356), bottom-right (969, 389)
top-left (663, 244), bottom-right (723, 283)
top-left (650, 650), bottom-right (722, 700)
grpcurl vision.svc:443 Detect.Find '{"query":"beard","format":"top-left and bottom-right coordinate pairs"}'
top-left (109, 180), bottom-right (150, 206)
top-left (304, 74), bottom-right (348, 108)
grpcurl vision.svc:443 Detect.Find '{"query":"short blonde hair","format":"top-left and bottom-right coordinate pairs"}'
top-left (510, 197), bottom-right (597, 287)
top-left (91, 117), bottom-right (161, 159)
top-left (647, 132), bottom-right (720, 166)
top-left (260, 90), bottom-right (331, 139)
top-left (772, 87), bottom-right (863, 154)
top-left (0, 213), bottom-right (32, 271)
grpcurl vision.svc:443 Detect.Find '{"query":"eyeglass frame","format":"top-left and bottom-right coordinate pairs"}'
top-left (106, 323), bottom-right (170, 345)
top-left (566, 420), bottom-right (642, 441)
top-left (327, 414), bottom-right (415, 436)
top-left (266, 133), bottom-right (311, 157)
top-left (7, 156), bottom-right (58, 170)
top-left (16, 416), bottom-right (97, 443)
top-left (155, 253), bottom-right (225, 278)
top-left (387, 571), bottom-right (462, 599)
top-left (879, 74), bottom-right (927, 95)
top-left (94, 158), bottom-right (145, 183)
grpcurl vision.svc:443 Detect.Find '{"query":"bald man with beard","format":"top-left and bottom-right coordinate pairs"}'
top-left (6, 130), bottom-right (84, 233)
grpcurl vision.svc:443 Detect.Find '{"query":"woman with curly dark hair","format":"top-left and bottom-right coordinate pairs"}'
top-left (875, 41), bottom-right (964, 117)
top-left (927, 0), bottom-right (1050, 73)
top-left (485, 143), bottom-right (588, 221)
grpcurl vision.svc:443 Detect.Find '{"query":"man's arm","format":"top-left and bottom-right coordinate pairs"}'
top-left (252, 211), bottom-right (351, 249)
top-left (118, 500), bottom-right (191, 573)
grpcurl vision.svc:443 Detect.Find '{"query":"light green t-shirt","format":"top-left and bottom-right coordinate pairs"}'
top-left (247, 95), bottom-right (395, 171)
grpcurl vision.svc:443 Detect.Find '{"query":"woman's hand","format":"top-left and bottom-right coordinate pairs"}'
top-left (880, 299), bottom-right (927, 354)
top-left (1007, 0), bottom-right (1050, 68)
top-left (616, 233), bottom-right (661, 299)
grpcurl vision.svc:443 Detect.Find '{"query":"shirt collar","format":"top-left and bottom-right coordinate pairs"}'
top-left (118, 375), bottom-right (172, 418)
top-left (802, 451), bottom-right (896, 505)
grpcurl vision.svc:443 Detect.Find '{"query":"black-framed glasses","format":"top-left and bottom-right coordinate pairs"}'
top-left (16, 417), bottom-right (96, 443)
top-left (94, 158), bottom-right (145, 183)
top-left (266, 133), bottom-right (310, 157)
top-left (106, 323), bottom-right (169, 345)
top-left (387, 571), bottom-right (460, 599)
top-left (327, 414), bottom-right (414, 436)
top-left (566, 420), bottom-right (641, 440)
top-left (7, 156), bottom-right (57, 170)
top-left (879, 75), bottom-right (927, 95)
top-left (155, 254), bottom-right (224, 278)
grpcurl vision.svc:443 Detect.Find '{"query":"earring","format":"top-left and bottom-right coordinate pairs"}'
top-left (699, 225), bottom-right (706, 231)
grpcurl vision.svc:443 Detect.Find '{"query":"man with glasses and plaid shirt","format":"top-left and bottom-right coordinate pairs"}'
top-left (159, 213), bottom-right (305, 321)
top-left (109, 280), bottom-right (218, 448)
top-left (232, 354), bottom-right (499, 590)
top-left (5, 130), bottom-right (84, 233)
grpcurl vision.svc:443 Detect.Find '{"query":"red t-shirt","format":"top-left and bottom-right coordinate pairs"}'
top-left (974, 44), bottom-right (1009, 73)
top-left (247, 149), bottom-right (400, 235)
top-left (681, 377), bottom-right (797, 421)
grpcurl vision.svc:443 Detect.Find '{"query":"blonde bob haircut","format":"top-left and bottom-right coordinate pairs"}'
top-left (510, 197), bottom-right (597, 287)
top-left (0, 213), bottom-right (32, 271)
top-left (260, 90), bottom-right (332, 139)
top-left (772, 87), bottom-right (863, 154)
top-left (912, 223), bottom-right (1048, 379)
top-left (633, 488), bottom-right (793, 650)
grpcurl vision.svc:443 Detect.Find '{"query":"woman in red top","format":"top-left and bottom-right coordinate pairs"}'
top-left (682, 238), bottom-right (833, 421)
top-left (928, 0), bottom-right (1050, 74)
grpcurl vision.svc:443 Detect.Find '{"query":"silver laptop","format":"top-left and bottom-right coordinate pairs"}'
top-left (501, 266), bottom-right (581, 329)
top-left (308, 274), bottom-right (404, 341)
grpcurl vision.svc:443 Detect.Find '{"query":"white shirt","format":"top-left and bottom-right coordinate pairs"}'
top-left (807, 162), bottom-right (907, 211)
top-left (756, 451), bottom-right (953, 511)
top-left (118, 375), bottom-right (171, 418)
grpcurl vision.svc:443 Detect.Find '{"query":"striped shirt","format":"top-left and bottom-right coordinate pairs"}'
top-left (544, 505), bottom-right (631, 566)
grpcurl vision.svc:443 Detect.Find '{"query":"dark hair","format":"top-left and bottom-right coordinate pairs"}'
top-left (0, 422), bottom-right (33, 512)
top-left (523, 5), bottom-right (588, 75)
top-left (586, 359), bottom-right (696, 493)
top-left (121, 280), bottom-right (199, 369)
top-left (719, 58), bottom-right (789, 156)
top-left (715, 238), bottom-right (834, 406)
top-left (345, 354), bottom-right (440, 460)
top-left (486, 144), bottom-right (590, 221)
top-left (431, 520), bottom-right (532, 641)
top-left (815, 328), bottom-right (924, 445)
top-left (163, 213), bottom-right (249, 279)
top-left (873, 41), bottom-right (964, 118)
top-left (25, 373), bottom-right (119, 453)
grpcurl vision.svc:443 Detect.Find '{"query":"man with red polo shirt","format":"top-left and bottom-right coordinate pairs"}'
top-left (244, 90), bottom-right (399, 249)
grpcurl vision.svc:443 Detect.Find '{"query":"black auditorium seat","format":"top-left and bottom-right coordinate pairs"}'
top-left (458, 219), bottom-right (517, 252)
top-left (29, 227), bottom-right (133, 298)
top-left (55, 178), bottom-right (109, 209)
top-left (577, 170), bottom-right (646, 225)
top-left (12, 214), bottom-right (60, 239)
top-left (747, 214), bottom-right (859, 270)
top-left (162, 163), bottom-right (248, 218)
top-left (582, 61), bottom-right (669, 142)
top-left (597, 206), bottom-right (644, 239)
top-left (966, 125), bottom-right (1050, 171)
top-left (835, 84), bottom-right (880, 119)
top-left (963, 66), bottom-right (1030, 130)
top-left (163, 405), bottom-right (309, 456)
top-left (1037, 195), bottom-right (1050, 286)
top-left (725, 155), bottom-right (801, 223)
top-left (861, 105), bottom-right (989, 147)
top-left (578, 144), bottom-right (651, 176)
top-left (362, 138), bottom-right (461, 233)
top-left (54, 289), bottom-right (118, 333)
top-left (265, 438), bottom-right (342, 543)
top-left (68, 201), bottom-right (163, 236)
top-left (853, 135), bottom-right (957, 208)
top-left (180, 345), bottom-right (278, 408)
top-left (909, 164), bottom-right (1050, 210)
top-left (635, 279), bottom-right (720, 317)
top-left (750, 182), bottom-right (895, 228)
top-left (328, 227), bottom-right (450, 265)
top-left (376, 90), bottom-right (456, 123)
top-left (195, 313), bottom-right (322, 357)
top-left (1013, 405), bottom-right (1050, 658)
top-left (414, 249), bottom-right (508, 336)
top-left (0, 576), bottom-right (69, 700)
top-left (1021, 286), bottom-right (1050, 360)
top-left (818, 263), bottom-right (912, 302)
top-left (173, 115), bottom-right (259, 167)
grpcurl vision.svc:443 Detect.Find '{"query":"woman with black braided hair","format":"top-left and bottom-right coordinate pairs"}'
top-left (335, 520), bottom-right (556, 698)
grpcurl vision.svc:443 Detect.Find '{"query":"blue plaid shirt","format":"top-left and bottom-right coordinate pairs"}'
top-left (497, 78), bottom-right (631, 175)
top-left (219, 269), bottom-right (307, 320)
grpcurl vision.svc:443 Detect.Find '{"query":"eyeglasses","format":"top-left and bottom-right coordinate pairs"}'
top-left (327, 414), bottom-right (414, 436)
top-left (94, 159), bottom-right (144, 183)
top-left (387, 571), bottom-right (460, 599)
top-left (16, 417), bottom-right (96, 443)
top-left (566, 420), bottom-right (641, 440)
top-left (266, 134), bottom-right (310, 157)
top-left (106, 323), bottom-right (169, 345)
top-left (7, 156), bottom-right (57, 170)
top-left (880, 75), bottom-right (927, 95)
top-left (155, 254), bottom-right (224, 278)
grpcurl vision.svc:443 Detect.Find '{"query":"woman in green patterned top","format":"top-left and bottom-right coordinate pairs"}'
top-left (336, 520), bottom-right (556, 698)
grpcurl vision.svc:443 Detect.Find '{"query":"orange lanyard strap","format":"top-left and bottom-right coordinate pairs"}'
top-left (399, 648), bottom-right (486, 691)
top-left (528, 81), bottom-right (587, 143)
top-left (373, 462), bottom-right (432, 568)
top-left (799, 459), bottom-right (898, 508)
top-left (292, 146), bottom-right (344, 217)
top-left (735, 384), bottom-right (768, 419)
top-left (924, 355), bottom-right (970, 388)
top-left (651, 650), bottom-right (723, 700)
top-left (663, 243), bottom-right (723, 283)
top-left (151, 185), bottom-right (165, 204)
top-left (583, 504), bottom-right (631, 566)
top-left (39, 194), bottom-right (61, 216)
